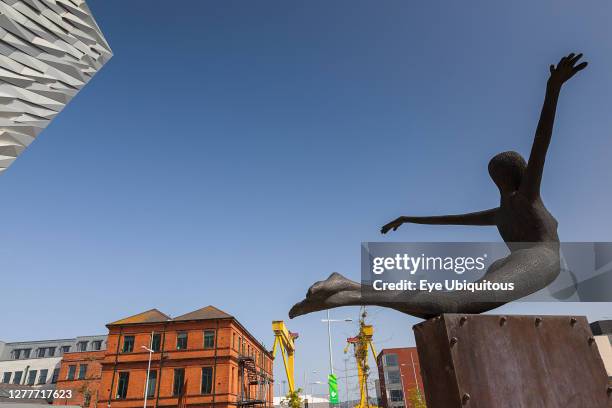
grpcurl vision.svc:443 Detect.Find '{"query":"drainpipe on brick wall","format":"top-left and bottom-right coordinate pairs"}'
top-left (212, 320), bottom-right (219, 408)
top-left (154, 321), bottom-right (168, 408)
top-left (107, 328), bottom-right (122, 408)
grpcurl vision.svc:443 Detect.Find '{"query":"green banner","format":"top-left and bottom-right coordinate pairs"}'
top-left (328, 373), bottom-right (339, 404)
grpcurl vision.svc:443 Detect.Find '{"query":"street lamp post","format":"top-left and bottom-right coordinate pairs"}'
top-left (327, 311), bottom-right (333, 375)
top-left (321, 313), bottom-right (352, 407)
top-left (321, 312), bottom-right (352, 375)
top-left (309, 381), bottom-right (323, 399)
top-left (343, 357), bottom-right (349, 408)
top-left (142, 333), bottom-right (154, 408)
top-left (304, 370), bottom-right (317, 404)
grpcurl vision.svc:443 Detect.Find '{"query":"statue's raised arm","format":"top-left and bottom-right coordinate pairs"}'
top-left (520, 53), bottom-right (587, 199)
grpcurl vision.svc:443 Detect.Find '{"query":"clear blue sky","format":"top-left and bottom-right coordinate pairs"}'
top-left (1, 0), bottom-right (611, 399)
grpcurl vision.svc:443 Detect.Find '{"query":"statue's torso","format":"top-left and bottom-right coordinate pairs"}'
top-left (496, 192), bottom-right (559, 246)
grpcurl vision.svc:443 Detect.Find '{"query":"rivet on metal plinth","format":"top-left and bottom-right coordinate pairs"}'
top-left (462, 393), bottom-right (471, 405)
top-left (588, 336), bottom-right (596, 346)
top-left (499, 316), bottom-right (507, 327)
top-left (459, 316), bottom-right (468, 326)
top-left (450, 337), bottom-right (458, 347)
top-left (570, 317), bottom-right (577, 327)
top-left (535, 317), bottom-right (543, 327)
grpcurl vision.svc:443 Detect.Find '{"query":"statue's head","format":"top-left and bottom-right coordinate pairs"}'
top-left (488, 151), bottom-right (527, 193)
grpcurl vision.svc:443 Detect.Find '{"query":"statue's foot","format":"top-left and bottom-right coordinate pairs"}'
top-left (306, 272), bottom-right (361, 299)
top-left (289, 272), bottom-right (361, 318)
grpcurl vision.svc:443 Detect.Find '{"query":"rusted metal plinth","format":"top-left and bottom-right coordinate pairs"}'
top-left (413, 314), bottom-right (611, 408)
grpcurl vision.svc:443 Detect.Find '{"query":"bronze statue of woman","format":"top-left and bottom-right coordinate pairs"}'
top-left (290, 53), bottom-right (587, 319)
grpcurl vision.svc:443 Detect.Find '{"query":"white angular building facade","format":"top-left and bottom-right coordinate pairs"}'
top-left (0, 0), bottom-right (112, 173)
top-left (0, 335), bottom-right (107, 388)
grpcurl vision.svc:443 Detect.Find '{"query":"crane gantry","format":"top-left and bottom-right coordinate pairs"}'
top-left (271, 321), bottom-right (299, 394)
top-left (344, 308), bottom-right (378, 408)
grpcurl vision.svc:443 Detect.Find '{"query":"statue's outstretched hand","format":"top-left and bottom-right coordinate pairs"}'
top-left (381, 217), bottom-right (405, 234)
top-left (549, 53), bottom-right (587, 87)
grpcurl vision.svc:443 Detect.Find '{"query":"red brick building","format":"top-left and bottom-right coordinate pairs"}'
top-left (54, 350), bottom-right (105, 407)
top-left (376, 348), bottom-right (423, 408)
top-left (54, 306), bottom-right (273, 408)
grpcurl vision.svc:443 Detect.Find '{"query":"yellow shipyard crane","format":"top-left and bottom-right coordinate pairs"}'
top-left (343, 308), bottom-right (378, 408)
top-left (271, 321), bottom-right (299, 394)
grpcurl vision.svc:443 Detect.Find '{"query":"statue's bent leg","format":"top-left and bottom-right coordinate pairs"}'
top-left (391, 244), bottom-right (561, 317)
top-left (289, 245), bottom-right (560, 319)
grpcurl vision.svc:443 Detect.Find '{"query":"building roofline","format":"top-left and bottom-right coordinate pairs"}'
top-left (1, 336), bottom-right (107, 345)
top-left (105, 320), bottom-right (172, 328)
top-left (103, 308), bottom-right (273, 359)
top-left (106, 309), bottom-right (172, 327)
top-left (376, 346), bottom-right (418, 360)
top-left (229, 317), bottom-right (274, 359)
top-left (173, 305), bottom-right (233, 321)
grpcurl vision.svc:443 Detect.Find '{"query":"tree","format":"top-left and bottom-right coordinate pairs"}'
top-left (406, 387), bottom-right (426, 408)
top-left (281, 387), bottom-right (303, 408)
